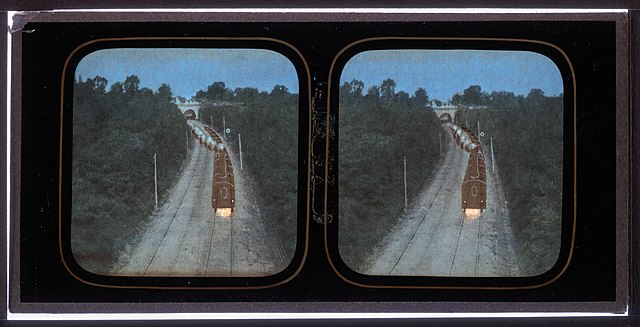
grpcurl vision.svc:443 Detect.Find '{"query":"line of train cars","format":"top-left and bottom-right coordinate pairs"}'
top-left (186, 120), bottom-right (236, 217)
top-left (446, 122), bottom-right (487, 213)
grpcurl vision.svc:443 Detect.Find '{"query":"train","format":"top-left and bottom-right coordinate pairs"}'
top-left (186, 120), bottom-right (236, 217)
top-left (211, 142), bottom-right (236, 217)
top-left (446, 123), bottom-right (487, 212)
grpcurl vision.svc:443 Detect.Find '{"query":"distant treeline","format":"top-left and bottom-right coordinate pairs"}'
top-left (451, 84), bottom-right (563, 109)
top-left (338, 79), bottom-right (444, 271)
top-left (191, 81), bottom-right (293, 104)
top-left (456, 85), bottom-right (563, 276)
top-left (72, 75), bottom-right (187, 274)
top-left (196, 81), bottom-right (299, 260)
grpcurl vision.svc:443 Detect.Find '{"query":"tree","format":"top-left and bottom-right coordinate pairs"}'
top-left (412, 87), bottom-right (429, 108)
top-left (340, 82), bottom-right (352, 96)
top-left (109, 81), bottom-right (124, 95)
top-left (91, 76), bottom-right (108, 94)
top-left (461, 85), bottom-right (487, 106)
top-left (380, 79), bottom-right (396, 103)
top-left (234, 87), bottom-right (260, 103)
top-left (488, 91), bottom-right (518, 108)
top-left (526, 88), bottom-right (546, 108)
top-left (348, 79), bottom-right (365, 96)
top-left (340, 79), bottom-right (365, 105)
top-left (123, 75), bottom-right (140, 96)
top-left (396, 91), bottom-right (410, 104)
top-left (271, 84), bottom-right (290, 99)
top-left (365, 85), bottom-right (380, 103)
top-left (156, 83), bottom-right (173, 103)
top-left (194, 90), bottom-right (207, 101)
top-left (451, 93), bottom-right (462, 106)
top-left (433, 99), bottom-right (444, 107)
top-left (207, 81), bottom-right (230, 101)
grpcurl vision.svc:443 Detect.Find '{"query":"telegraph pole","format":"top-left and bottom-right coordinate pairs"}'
top-left (403, 157), bottom-right (408, 211)
top-left (154, 153), bottom-right (158, 209)
top-left (439, 132), bottom-right (442, 157)
top-left (223, 116), bottom-right (226, 140)
top-left (490, 137), bottom-right (495, 173)
top-left (238, 133), bottom-right (243, 170)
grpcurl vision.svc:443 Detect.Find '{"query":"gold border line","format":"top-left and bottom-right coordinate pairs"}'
top-left (324, 37), bottom-right (577, 290)
top-left (59, 37), bottom-right (312, 290)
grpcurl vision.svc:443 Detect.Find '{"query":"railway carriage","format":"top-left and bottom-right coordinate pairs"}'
top-left (186, 121), bottom-right (236, 217)
top-left (446, 122), bottom-right (488, 212)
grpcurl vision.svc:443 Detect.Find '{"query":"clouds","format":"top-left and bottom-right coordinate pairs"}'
top-left (340, 50), bottom-right (563, 101)
top-left (75, 48), bottom-right (299, 98)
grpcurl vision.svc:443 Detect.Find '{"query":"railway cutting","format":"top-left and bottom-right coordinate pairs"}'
top-left (113, 119), bottom-right (288, 277)
top-left (363, 124), bottom-right (522, 277)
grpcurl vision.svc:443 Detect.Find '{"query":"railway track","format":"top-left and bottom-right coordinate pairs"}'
top-left (113, 126), bottom-right (237, 277)
top-left (366, 125), bottom-right (521, 277)
top-left (111, 139), bottom-right (200, 275)
top-left (115, 118), bottom-right (289, 277)
top-left (388, 139), bottom-right (463, 274)
top-left (201, 122), bottom-right (288, 272)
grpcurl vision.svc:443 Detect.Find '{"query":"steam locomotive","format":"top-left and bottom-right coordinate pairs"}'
top-left (187, 120), bottom-right (236, 217)
top-left (446, 123), bottom-right (487, 212)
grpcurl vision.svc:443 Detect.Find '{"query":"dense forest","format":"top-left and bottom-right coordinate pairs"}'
top-left (72, 75), bottom-right (187, 274)
top-left (195, 81), bottom-right (299, 259)
top-left (338, 79), bottom-right (444, 271)
top-left (455, 85), bottom-right (563, 276)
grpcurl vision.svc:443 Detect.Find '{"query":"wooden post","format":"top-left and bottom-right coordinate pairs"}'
top-left (238, 133), bottom-right (243, 170)
top-left (439, 132), bottom-right (442, 157)
top-left (403, 156), bottom-right (408, 211)
top-left (490, 137), bottom-right (495, 173)
top-left (154, 153), bottom-right (158, 209)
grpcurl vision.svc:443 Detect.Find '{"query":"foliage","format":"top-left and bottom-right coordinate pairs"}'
top-left (72, 75), bottom-right (187, 274)
top-left (456, 90), bottom-right (563, 276)
top-left (194, 81), bottom-right (236, 103)
top-left (338, 79), bottom-right (443, 271)
top-left (451, 85), bottom-right (490, 107)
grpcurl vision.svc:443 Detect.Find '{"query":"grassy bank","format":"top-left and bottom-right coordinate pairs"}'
top-left (71, 76), bottom-right (187, 274)
top-left (456, 97), bottom-right (563, 275)
top-left (338, 83), bottom-right (444, 271)
top-left (198, 90), bottom-right (299, 259)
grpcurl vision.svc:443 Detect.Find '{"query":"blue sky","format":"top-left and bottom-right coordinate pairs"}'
top-left (75, 48), bottom-right (299, 98)
top-left (340, 50), bottom-right (564, 102)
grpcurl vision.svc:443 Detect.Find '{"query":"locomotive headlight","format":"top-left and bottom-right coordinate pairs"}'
top-left (216, 208), bottom-right (233, 218)
top-left (464, 209), bottom-right (482, 220)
